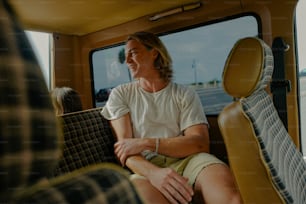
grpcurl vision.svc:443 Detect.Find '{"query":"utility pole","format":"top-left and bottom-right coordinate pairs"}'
top-left (192, 59), bottom-right (197, 86)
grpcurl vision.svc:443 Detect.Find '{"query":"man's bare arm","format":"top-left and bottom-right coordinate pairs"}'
top-left (157, 124), bottom-right (210, 158)
top-left (111, 113), bottom-right (210, 159)
top-left (109, 113), bottom-right (194, 203)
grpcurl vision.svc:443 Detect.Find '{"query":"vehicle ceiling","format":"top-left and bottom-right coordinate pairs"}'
top-left (9, 0), bottom-right (199, 36)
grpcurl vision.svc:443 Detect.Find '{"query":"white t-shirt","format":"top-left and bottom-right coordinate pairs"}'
top-left (101, 81), bottom-right (208, 139)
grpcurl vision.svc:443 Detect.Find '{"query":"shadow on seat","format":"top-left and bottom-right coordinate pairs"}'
top-left (218, 37), bottom-right (306, 204)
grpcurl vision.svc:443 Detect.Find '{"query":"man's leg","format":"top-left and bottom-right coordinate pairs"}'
top-left (131, 176), bottom-right (170, 204)
top-left (194, 164), bottom-right (242, 204)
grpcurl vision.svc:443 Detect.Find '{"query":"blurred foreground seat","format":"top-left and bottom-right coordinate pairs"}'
top-left (0, 1), bottom-right (143, 203)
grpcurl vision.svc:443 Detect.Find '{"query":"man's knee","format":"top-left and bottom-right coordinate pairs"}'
top-left (194, 164), bottom-right (242, 204)
top-left (130, 177), bottom-right (170, 204)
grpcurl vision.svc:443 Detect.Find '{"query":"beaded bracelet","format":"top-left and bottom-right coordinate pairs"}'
top-left (155, 138), bottom-right (160, 154)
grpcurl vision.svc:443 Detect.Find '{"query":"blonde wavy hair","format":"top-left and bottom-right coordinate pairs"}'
top-left (127, 31), bottom-right (173, 82)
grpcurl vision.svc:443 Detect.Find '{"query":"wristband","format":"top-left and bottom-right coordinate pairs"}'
top-left (155, 138), bottom-right (160, 154)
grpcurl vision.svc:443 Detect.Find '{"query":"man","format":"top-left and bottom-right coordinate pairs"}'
top-left (102, 31), bottom-right (242, 204)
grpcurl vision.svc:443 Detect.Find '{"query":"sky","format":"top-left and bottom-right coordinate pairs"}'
top-left (25, 31), bottom-right (50, 88)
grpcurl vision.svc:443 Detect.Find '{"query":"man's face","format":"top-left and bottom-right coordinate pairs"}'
top-left (125, 39), bottom-right (157, 79)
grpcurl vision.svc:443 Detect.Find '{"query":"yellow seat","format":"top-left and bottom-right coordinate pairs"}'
top-left (218, 37), bottom-right (306, 203)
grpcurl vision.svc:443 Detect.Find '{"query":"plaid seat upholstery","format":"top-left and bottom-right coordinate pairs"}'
top-left (224, 37), bottom-right (306, 204)
top-left (0, 0), bottom-right (62, 201)
top-left (1, 1), bottom-right (144, 203)
top-left (14, 163), bottom-right (143, 204)
top-left (242, 91), bottom-right (306, 204)
top-left (52, 108), bottom-right (119, 177)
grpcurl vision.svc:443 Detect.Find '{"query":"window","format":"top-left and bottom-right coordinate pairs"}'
top-left (26, 31), bottom-right (51, 89)
top-left (92, 44), bottom-right (128, 104)
top-left (91, 15), bottom-right (259, 114)
top-left (296, 0), bottom-right (306, 158)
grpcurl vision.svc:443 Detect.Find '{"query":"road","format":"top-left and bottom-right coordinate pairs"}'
top-left (194, 86), bottom-right (232, 115)
top-left (96, 86), bottom-right (232, 115)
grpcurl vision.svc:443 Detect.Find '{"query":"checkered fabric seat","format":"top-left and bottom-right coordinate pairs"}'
top-left (14, 163), bottom-right (143, 204)
top-left (0, 1), bottom-right (143, 203)
top-left (218, 37), bottom-right (306, 204)
top-left (52, 107), bottom-right (119, 177)
top-left (241, 89), bottom-right (306, 204)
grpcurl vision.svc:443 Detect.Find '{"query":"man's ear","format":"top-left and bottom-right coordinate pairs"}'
top-left (152, 48), bottom-right (159, 59)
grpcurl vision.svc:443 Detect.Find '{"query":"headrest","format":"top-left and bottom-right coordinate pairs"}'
top-left (0, 1), bottom-right (62, 200)
top-left (222, 37), bottom-right (274, 98)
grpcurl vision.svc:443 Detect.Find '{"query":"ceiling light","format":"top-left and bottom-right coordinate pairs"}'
top-left (149, 2), bottom-right (202, 21)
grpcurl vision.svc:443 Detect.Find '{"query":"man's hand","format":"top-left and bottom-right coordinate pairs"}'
top-left (114, 138), bottom-right (144, 165)
top-left (148, 167), bottom-right (194, 204)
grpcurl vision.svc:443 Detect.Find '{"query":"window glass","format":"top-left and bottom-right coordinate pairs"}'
top-left (92, 45), bottom-right (128, 104)
top-left (296, 0), bottom-right (306, 158)
top-left (26, 31), bottom-right (51, 89)
top-left (91, 15), bottom-right (258, 114)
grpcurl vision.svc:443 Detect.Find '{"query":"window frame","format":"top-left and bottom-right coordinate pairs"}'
top-left (89, 13), bottom-right (261, 115)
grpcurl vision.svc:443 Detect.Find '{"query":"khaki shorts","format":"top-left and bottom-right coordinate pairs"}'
top-left (130, 152), bottom-right (224, 186)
